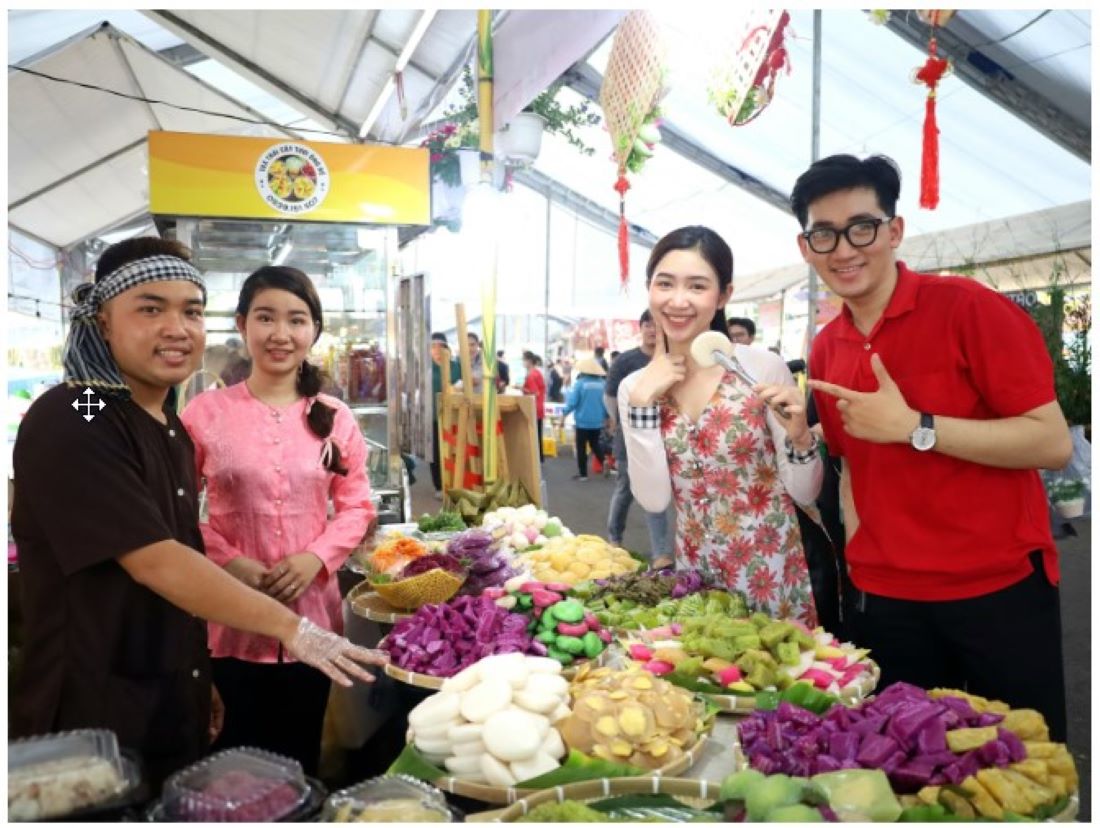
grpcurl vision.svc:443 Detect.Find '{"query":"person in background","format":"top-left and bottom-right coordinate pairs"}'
top-left (430, 333), bottom-right (460, 499)
top-left (458, 332), bottom-right (485, 393)
top-left (496, 349), bottom-right (511, 393)
top-left (521, 351), bottom-right (547, 462)
top-left (219, 336), bottom-right (251, 386)
top-left (727, 317), bottom-right (756, 346)
top-left (563, 356), bottom-right (608, 482)
top-left (548, 360), bottom-right (564, 403)
top-left (605, 309), bottom-right (670, 563)
top-left (11, 238), bottom-right (382, 790)
top-left (182, 266), bottom-right (377, 775)
top-left (620, 226), bottom-right (822, 621)
top-left (796, 153), bottom-right (1071, 738)
top-left (594, 345), bottom-right (609, 373)
top-left (183, 343), bottom-right (230, 402)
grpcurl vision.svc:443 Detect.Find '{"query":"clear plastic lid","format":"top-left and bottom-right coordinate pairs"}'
top-left (8, 729), bottom-right (137, 821)
top-left (322, 774), bottom-right (452, 823)
top-left (162, 747), bottom-right (309, 822)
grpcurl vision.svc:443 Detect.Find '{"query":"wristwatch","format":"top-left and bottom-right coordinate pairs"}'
top-left (910, 412), bottom-right (936, 452)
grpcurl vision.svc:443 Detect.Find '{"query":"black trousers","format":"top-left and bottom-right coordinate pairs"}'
top-left (574, 427), bottom-right (605, 477)
top-left (212, 657), bottom-right (331, 776)
top-left (850, 551), bottom-right (1066, 742)
top-left (430, 417), bottom-right (442, 491)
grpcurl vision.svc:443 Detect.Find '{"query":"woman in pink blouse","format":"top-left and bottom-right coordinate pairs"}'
top-left (182, 266), bottom-right (374, 775)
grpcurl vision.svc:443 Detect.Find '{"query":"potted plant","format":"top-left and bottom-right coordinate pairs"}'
top-left (1046, 478), bottom-right (1087, 519)
top-left (441, 66), bottom-right (602, 162)
top-left (421, 122), bottom-right (479, 231)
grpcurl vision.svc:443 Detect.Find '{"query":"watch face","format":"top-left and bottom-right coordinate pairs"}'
top-left (911, 427), bottom-right (936, 451)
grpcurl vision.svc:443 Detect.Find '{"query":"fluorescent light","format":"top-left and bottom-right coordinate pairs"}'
top-left (359, 76), bottom-right (395, 139)
top-left (358, 9), bottom-right (437, 138)
top-left (397, 10), bottom-right (437, 71)
top-left (272, 240), bottom-right (294, 266)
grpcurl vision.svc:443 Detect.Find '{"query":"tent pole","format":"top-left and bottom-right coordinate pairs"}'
top-left (544, 194), bottom-right (551, 363)
top-left (806, 10), bottom-right (822, 361)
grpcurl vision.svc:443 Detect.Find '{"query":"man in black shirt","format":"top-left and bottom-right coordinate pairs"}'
top-left (603, 311), bottom-right (670, 564)
top-left (11, 238), bottom-right (385, 789)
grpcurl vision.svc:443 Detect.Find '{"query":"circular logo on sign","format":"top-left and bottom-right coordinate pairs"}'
top-left (255, 143), bottom-right (330, 215)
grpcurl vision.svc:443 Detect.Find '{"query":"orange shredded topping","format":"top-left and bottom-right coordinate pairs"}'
top-left (369, 535), bottom-right (429, 575)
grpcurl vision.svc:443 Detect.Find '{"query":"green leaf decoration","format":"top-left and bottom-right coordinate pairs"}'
top-left (587, 794), bottom-right (712, 821)
top-left (385, 743), bottom-right (446, 781)
top-left (519, 749), bottom-right (645, 788)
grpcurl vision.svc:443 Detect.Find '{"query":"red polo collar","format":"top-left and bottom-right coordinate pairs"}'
top-left (835, 261), bottom-right (921, 342)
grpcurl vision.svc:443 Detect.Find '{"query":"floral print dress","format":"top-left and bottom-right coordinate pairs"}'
top-left (619, 345), bottom-right (822, 626)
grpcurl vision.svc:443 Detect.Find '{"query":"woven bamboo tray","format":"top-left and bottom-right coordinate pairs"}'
top-left (468, 775), bottom-right (719, 822)
top-left (727, 728), bottom-right (1079, 823)
top-left (379, 636), bottom-right (611, 691)
top-left (430, 730), bottom-right (712, 806)
top-left (346, 580), bottom-right (412, 624)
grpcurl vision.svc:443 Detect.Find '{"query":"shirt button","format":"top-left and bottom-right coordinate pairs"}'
top-left (274, 438), bottom-right (281, 444)
top-left (177, 488), bottom-right (186, 497)
top-left (275, 465), bottom-right (282, 472)
top-left (863, 342), bottom-right (871, 351)
top-left (168, 429), bottom-right (176, 437)
top-left (192, 669), bottom-right (200, 679)
top-left (275, 529), bottom-right (282, 536)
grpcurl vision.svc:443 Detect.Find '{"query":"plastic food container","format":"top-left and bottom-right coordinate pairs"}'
top-left (8, 729), bottom-right (138, 821)
top-left (322, 775), bottom-right (453, 822)
top-left (161, 747), bottom-right (310, 822)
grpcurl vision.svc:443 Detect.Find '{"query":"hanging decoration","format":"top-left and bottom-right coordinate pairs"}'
top-left (912, 10), bottom-right (956, 210)
top-left (394, 71), bottom-right (408, 121)
top-left (708, 10), bottom-right (791, 127)
top-left (712, 9), bottom-right (792, 127)
top-left (598, 11), bottom-right (668, 290)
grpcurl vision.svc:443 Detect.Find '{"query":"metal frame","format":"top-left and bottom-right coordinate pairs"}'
top-left (513, 166), bottom-right (659, 247)
top-left (562, 63), bottom-right (793, 215)
top-left (883, 11), bottom-right (1090, 162)
top-left (144, 10), bottom-right (362, 138)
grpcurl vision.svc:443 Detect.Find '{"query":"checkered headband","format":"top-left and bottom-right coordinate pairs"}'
top-left (62, 255), bottom-right (207, 397)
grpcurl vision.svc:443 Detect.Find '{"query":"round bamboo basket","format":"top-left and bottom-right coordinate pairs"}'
top-left (346, 580), bottom-right (412, 624)
top-left (379, 638), bottom-right (611, 692)
top-left (430, 731), bottom-right (711, 805)
top-left (469, 775), bottom-right (719, 822)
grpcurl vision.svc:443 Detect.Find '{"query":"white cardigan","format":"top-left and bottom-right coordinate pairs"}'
top-left (618, 344), bottom-right (823, 513)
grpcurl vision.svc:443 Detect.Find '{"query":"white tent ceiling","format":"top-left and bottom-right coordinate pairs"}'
top-left (7, 8), bottom-right (1091, 300)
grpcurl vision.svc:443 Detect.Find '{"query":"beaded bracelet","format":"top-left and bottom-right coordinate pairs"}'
top-left (785, 433), bottom-right (821, 464)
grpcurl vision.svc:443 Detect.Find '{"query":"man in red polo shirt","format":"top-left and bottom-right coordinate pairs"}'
top-left (793, 154), bottom-right (1072, 740)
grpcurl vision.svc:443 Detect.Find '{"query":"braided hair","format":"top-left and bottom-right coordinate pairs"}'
top-left (236, 266), bottom-right (348, 475)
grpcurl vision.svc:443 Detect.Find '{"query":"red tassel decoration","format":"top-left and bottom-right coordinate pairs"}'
top-left (614, 175), bottom-right (631, 289)
top-left (915, 37), bottom-right (949, 210)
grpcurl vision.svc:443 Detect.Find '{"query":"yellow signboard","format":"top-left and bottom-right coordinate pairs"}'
top-left (148, 131), bottom-right (430, 225)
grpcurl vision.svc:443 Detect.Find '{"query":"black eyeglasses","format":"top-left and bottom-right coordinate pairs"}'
top-left (802, 217), bottom-right (893, 254)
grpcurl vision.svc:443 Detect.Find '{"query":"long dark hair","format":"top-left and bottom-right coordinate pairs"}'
top-left (645, 226), bottom-right (732, 336)
top-left (237, 266), bottom-right (347, 475)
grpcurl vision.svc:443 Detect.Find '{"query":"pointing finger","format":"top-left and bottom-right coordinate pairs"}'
top-left (870, 353), bottom-right (897, 391)
top-left (808, 379), bottom-right (859, 401)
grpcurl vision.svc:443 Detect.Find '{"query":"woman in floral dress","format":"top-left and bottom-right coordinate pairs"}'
top-left (619, 226), bottom-right (823, 625)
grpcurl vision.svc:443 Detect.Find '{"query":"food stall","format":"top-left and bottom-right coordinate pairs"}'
top-left (148, 130), bottom-right (431, 523)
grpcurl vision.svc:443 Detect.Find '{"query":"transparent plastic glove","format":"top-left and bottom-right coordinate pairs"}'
top-left (286, 618), bottom-right (388, 687)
